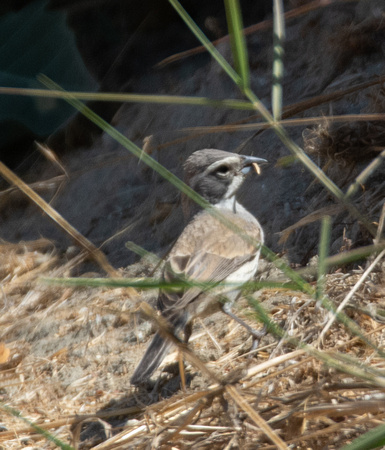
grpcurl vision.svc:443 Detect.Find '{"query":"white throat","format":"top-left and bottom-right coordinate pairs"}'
top-left (215, 197), bottom-right (239, 213)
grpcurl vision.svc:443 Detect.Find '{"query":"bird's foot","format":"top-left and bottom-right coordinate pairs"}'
top-left (249, 325), bottom-right (268, 354)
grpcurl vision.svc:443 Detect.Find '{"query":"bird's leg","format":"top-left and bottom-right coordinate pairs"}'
top-left (176, 322), bottom-right (192, 389)
top-left (222, 303), bottom-right (267, 351)
top-left (184, 322), bottom-right (193, 343)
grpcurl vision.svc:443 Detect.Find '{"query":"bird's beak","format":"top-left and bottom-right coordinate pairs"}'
top-left (241, 156), bottom-right (268, 175)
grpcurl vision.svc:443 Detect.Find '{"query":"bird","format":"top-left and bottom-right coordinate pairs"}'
top-left (131, 148), bottom-right (266, 385)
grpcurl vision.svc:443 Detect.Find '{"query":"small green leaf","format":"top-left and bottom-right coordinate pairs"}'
top-left (340, 423), bottom-right (385, 450)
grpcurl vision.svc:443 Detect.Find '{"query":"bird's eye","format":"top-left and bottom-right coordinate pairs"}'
top-left (215, 165), bottom-right (230, 176)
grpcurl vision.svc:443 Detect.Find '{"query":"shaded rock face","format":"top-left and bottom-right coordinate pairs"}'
top-left (1, 0), bottom-right (384, 270)
top-left (0, 0), bottom-right (271, 165)
top-left (47, 0), bottom-right (272, 151)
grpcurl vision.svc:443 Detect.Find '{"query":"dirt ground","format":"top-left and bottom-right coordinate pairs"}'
top-left (1, 0), bottom-right (385, 448)
top-left (1, 242), bottom-right (385, 448)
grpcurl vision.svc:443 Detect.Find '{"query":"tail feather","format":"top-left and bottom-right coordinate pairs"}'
top-left (130, 332), bottom-right (172, 385)
top-left (130, 311), bottom-right (188, 385)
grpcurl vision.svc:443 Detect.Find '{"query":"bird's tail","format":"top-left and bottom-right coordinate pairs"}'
top-left (130, 313), bottom-right (187, 386)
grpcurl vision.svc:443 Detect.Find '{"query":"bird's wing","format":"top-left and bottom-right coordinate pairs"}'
top-left (158, 210), bottom-right (262, 313)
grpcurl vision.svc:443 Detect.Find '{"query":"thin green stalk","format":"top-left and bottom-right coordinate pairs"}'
top-left (168, 0), bottom-right (241, 86)
top-left (224, 0), bottom-right (250, 90)
top-left (125, 241), bottom-right (159, 265)
top-left (0, 403), bottom-right (74, 450)
top-left (317, 216), bottom-right (331, 300)
top-left (41, 276), bottom-right (301, 292)
top-left (0, 86), bottom-right (256, 111)
top-left (345, 149), bottom-right (385, 198)
top-left (272, 0), bottom-right (285, 120)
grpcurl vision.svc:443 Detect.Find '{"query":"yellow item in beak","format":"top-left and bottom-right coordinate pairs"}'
top-left (252, 162), bottom-right (261, 175)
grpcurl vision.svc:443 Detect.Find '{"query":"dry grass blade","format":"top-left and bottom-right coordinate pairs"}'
top-left (320, 248), bottom-right (385, 340)
top-left (0, 175), bottom-right (66, 208)
top-left (0, 161), bottom-right (134, 287)
top-left (225, 384), bottom-right (288, 449)
top-left (1, 256), bottom-right (58, 297)
top-left (278, 204), bottom-right (343, 244)
top-left (35, 141), bottom-right (69, 177)
top-left (283, 77), bottom-right (385, 117)
top-left (293, 400), bottom-right (385, 419)
top-left (242, 349), bottom-right (305, 385)
top-left (376, 202), bottom-right (385, 243)
top-left (167, 403), bottom-right (205, 441)
top-left (295, 241), bottom-right (385, 278)
top-left (182, 113), bottom-right (385, 135)
top-left (92, 388), bottom-right (224, 448)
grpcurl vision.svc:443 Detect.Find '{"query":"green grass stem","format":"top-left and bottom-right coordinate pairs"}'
top-left (224, 0), bottom-right (250, 90)
top-left (272, 0), bottom-right (285, 120)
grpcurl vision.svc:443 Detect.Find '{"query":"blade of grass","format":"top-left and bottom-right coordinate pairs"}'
top-left (0, 86), bottom-right (256, 111)
top-left (40, 276), bottom-right (301, 292)
top-left (340, 422), bottom-right (385, 450)
top-left (225, 385), bottom-right (288, 449)
top-left (38, 76), bottom-right (214, 214)
top-left (272, 0), bottom-right (285, 120)
top-left (125, 241), bottom-right (160, 265)
top-left (224, 0), bottom-right (250, 90)
top-left (297, 241), bottom-right (385, 275)
top-left (42, 270), bottom-right (385, 366)
top-left (244, 85), bottom-right (377, 237)
top-left (168, 0), bottom-right (241, 86)
top-left (345, 149), bottom-right (385, 198)
top-left (317, 216), bottom-right (331, 301)
top-left (182, 113), bottom-right (385, 134)
top-left (0, 160), bottom-right (120, 279)
top-left (0, 403), bottom-right (75, 450)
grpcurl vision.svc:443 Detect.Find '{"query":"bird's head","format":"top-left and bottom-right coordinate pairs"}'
top-left (184, 149), bottom-right (267, 205)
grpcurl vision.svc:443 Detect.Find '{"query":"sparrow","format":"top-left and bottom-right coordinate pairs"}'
top-left (131, 149), bottom-right (266, 385)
